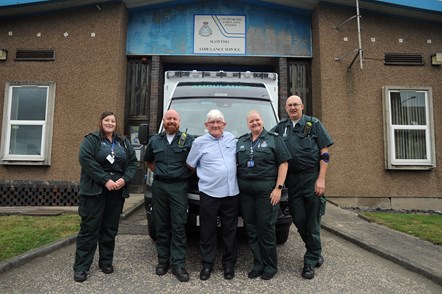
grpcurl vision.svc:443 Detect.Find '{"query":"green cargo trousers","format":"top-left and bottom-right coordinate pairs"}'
top-left (73, 187), bottom-right (124, 272)
top-left (286, 171), bottom-right (324, 267)
top-left (239, 179), bottom-right (279, 275)
top-left (151, 180), bottom-right (188, 269)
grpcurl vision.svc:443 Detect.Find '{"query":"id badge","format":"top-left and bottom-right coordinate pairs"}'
top-left (106, 154), bottom-right (115, 164)
top-left (247, 160), bottom-right (254, 168)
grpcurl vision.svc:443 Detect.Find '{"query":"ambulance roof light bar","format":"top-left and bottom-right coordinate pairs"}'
top-left (166, 70), bottom-right (276, 80)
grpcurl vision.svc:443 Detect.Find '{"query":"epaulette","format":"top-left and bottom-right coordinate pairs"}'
top-left (268, 131), bottom-right (279, 136)
top-left (238, 133), bottom-right (249, 139)
top-left (152, 132), bottom-right (163, 138)
top-left (278, 118), bottom-right (289, 124)
top-left (147, 133), bottom-right (160, 143)
top-left (84, 132), bottom-right (97, 138)
top-left (305, 115), bottom-right (319, 124)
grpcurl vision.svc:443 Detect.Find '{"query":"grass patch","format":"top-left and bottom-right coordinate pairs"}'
top-left (0, 214), bottom-right (80, 261)
top-left (361, 212), bottom-right (442, 246)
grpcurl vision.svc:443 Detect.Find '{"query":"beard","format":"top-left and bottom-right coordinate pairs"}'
top-left (165, 123), bottom-right (178, 134)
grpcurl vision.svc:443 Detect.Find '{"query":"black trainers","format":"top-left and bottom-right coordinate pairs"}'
top-left (261, 271), bottom-right (276, 280)
top-left (172, 267), bottom-right (190, 282)
top-left (315, 255), bottom-right (325, 268)
top-left (155, 263), bottom-right (169, 276)
top-left (199, 266), bottom-right (212, 280)
top-left (223, 267), bottom-right (234, 280)
top-left (247, 269), bottom-right (261, 279)
top-left (74, 271), bottom-right (87, 282)
top-left (302, 264), bottom-right (315, 279)
top-left (99, 264), bottom-right (114, 274)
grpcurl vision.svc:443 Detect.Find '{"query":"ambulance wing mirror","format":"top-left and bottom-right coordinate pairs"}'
top-left (138, 123), bottom-right (149, 145)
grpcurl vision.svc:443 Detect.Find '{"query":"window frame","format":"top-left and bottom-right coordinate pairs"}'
top-left (382, 86), bottom-right (436, 170)
top-left (0, 81), bottom-right (56, 166)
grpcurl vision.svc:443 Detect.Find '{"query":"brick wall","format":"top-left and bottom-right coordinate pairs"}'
top-left (0, 180), bottom-right (79, 206)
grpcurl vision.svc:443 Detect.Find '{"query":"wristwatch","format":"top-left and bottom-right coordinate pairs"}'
top-left (276, 184), bottom-right (283, 189)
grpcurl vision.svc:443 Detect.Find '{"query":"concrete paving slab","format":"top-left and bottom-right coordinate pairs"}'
top-left (20, 209), bottom-right (64, 216)
top-left (322, 202), bottom-right (442, 285)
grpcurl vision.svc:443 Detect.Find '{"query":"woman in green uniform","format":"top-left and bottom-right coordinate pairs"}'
top-left (236, 110), bottom-right (291, 280)
top-left (73, 111), bottom-right (138, 282)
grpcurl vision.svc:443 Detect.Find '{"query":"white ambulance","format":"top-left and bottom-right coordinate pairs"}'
top-left (139, 70), bottom-right (292, 244)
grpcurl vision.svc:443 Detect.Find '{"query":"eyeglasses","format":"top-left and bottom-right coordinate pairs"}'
top-left (206, 120), bottom-right (225, 125)
top-left (287, 103), bottom-right (302, 108)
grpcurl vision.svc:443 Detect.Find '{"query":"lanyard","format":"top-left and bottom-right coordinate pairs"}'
top-left (250, 138), bottom-right (260, 158)
top-left (247, 138), bottom-right (260, 168)
top-left (107, 139), bottom-right (115, 158)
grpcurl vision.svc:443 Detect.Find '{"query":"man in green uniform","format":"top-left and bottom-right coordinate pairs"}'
top-left (271, 95), bottom-right (333, 279)
top-left (144, 109), bottom-right (194, 282)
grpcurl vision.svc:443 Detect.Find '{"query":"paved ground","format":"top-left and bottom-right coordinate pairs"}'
top-left (0, 195), bottom-right (441, 293)
top-left (0, 223), bottom-right (440, 293)
top-left (322, 203), bottom-right (442, 285)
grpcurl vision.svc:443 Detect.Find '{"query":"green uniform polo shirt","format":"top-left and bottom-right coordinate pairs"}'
top-left (271, 115), bottom-right (333, 173)
top-left (236, 128), bottom-right (292, 180)
top-left (144, 130), bottom-right (194, 180)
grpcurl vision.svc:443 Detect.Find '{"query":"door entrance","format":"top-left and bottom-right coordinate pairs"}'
top-left (125, 56), bottom-right (311, 193)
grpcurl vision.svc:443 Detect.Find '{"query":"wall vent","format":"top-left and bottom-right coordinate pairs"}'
top-left (15, 49), bottom-right (55, 61)
top-left (384, 53), bottom-right (424, 65)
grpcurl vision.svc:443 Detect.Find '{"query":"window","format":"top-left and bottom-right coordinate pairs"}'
top-left (288, 61), bottom-right (312, 115)
top-left (383, 86), bottom-right (436, 170)
top-left (1, 82), bottom-right (56, 165)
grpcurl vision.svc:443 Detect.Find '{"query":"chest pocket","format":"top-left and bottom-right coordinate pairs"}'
top-left (152, 146), bottom-right (166, 161)
top-left (172, 146), bottom-right (189, 161)
top-left (297, 133), bottom-right (316, 151)
top-left (254, 146), bottom-right (272, 159)
top-left (224, 141), bottom-right (236, 150)
top-left (236, 144), bottom-right (248, 164)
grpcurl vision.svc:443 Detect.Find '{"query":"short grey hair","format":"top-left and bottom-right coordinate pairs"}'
top-left (206, 109), bottom-right (225, 122)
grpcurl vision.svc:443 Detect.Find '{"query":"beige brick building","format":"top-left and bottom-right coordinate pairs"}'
top-left (0, 0), bottom-right (441, 210)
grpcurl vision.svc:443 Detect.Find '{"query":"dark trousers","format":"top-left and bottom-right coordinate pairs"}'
top-left (73, 188), bottom-right (124, 272)
top-left (286, 171), bottom-right (323, 267)
top-left (199, 192), bottom-right (239, 269)
top-left (238, 179), bottom-right (279, 275)
top-left (152, 180), bottom-right (188, 269)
